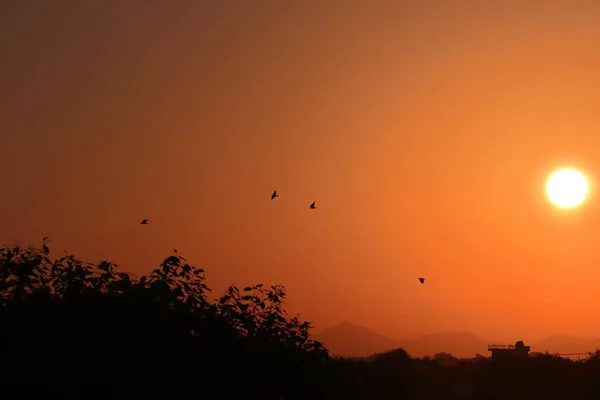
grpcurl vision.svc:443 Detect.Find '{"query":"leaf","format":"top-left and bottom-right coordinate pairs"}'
top-left (220, 294), bottom-right (231, 303)
top-left (243, 287), bottom-right (252, 292)
top-left (242, 295), bottom-right (252, 300)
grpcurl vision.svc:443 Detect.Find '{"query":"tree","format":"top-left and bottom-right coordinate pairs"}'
top-left (434, 352), bottom-right (457, 362)
top-left (0, 239), bottom-right (328, 399)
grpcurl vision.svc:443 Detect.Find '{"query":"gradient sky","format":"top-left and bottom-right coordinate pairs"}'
top-left (3, 0), bottom-right (600, 343)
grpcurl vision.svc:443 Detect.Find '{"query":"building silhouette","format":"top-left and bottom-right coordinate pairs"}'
top-left (488, 340), bottom-right (531, 359)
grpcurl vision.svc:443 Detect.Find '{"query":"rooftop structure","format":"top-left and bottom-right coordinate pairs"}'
top-left (488, 340), bottom-right (530, 359)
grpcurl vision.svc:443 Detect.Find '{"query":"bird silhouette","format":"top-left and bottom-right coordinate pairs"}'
top-left (271, 190), bottom-right (278, 200)
top-left (141, 219), bottom-right (149, 224)
top-left (310, 201), bottom-right (316, 209)
top-left (418, 277), bottom-right (425, 284)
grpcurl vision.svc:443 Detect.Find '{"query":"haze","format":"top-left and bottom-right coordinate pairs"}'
top-left (2, 1), bottom-right (600, 346)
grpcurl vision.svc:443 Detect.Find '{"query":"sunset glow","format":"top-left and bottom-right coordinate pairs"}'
top-left (4, 1), bottom-right (600, 351)
top-left (545, 168), bottom-right (589, 209)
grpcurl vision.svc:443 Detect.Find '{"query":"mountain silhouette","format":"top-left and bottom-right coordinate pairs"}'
top-left (314, 322), bottom-right (491, 358)
top-left (314, 321), bottom-right (399, 358)
top-left (531, 334), bottom-right (600, 354)
top-left (315, 322), bottom-right (600, 359)
top-left (408, 331), bottom-right (490, 358)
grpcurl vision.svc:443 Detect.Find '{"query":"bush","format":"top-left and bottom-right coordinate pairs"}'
top-left (0, 239), bottom-right (328, 399)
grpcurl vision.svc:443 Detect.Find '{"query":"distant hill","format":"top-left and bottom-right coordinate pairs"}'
top-left (406, 331), bottom-right (489, 358)
top-left (531, 334), bottom-right (600, 354)
top-left (313, 323), bottom-right (600, 359)
top-left (313, 321), bottom-right (399, 358)
top-left (313, 322), bottom-right (491, 358)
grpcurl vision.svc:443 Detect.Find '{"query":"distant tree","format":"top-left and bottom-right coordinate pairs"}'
top-left (434, 352), bottom-right (457, 361)
top-left (362, 348), bottom-right (412, 398)
top-left (373, 347), bottom-right (411, 365)
top-left (586, 349), bottom-right (600, 361)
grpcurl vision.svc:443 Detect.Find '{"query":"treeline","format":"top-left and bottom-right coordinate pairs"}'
top-left (0, 240), bottom-right (599, 399)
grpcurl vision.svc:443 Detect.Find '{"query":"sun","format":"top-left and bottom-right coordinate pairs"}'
top-left (545, 167), bottom-right (589, 209)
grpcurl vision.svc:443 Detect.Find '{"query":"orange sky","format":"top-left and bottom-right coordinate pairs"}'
top-left (3, 1), bottom-right (600, 343)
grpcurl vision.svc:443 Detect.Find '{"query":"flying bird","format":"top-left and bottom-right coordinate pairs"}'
top-left (141, 219), bottom-right (149, 224)
top-left (310, 201), bottom-right (316, 209)
top-left (271, 190), bottom-right (278, 200)
top-left (418, 277), bottom-right (425, 284)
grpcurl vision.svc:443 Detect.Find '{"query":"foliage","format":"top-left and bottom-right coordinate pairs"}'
top-left (0, 239), bottom-right (327, 398)
top-left (434, 352), bottom-right (458, 362)
top-left (2, 239), bottom-right (600, 399)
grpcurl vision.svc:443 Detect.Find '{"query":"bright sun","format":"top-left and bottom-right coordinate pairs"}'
top-left (545, 167), bottom-right (589, 209)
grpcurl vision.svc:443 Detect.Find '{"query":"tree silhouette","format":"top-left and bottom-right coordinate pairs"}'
top-left (2, 239), bottom-right (600, 399)
top-left (0, 239), bottom-right (328, 399)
